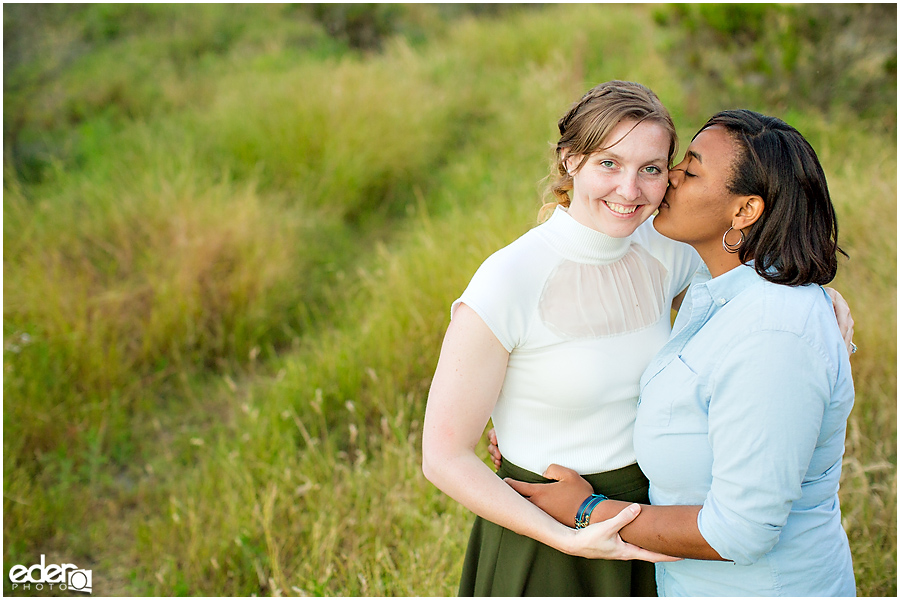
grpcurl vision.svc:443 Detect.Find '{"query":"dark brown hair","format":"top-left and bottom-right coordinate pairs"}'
top-left (698, 109), bottom-right (845, 286)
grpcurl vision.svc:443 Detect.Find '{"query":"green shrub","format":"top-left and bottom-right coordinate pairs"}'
top-left (656, 3), bottom-right (897, 125)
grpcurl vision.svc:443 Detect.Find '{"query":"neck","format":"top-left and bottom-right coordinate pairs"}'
top-left (695, 245), bottom-right (744, 278)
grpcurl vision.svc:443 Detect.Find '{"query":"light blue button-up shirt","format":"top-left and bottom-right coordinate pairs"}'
top-left (634, 264), bottom-right (856, 596)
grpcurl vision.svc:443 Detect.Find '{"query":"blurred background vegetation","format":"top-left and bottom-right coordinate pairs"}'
top-left (3, 3), bottom-right (896, 596)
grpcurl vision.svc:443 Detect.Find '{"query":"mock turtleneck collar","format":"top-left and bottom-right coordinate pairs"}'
top-left (536, 206), bottom-right (633, 265)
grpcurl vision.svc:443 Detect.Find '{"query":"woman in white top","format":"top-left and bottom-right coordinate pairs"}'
top-left (422, 81), bottom-right (697, 596)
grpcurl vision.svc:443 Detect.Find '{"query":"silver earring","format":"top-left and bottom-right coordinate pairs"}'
top-left (723, 227), bottom-right (744, 253)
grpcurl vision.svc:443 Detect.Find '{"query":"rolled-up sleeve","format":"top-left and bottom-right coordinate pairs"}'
top-left (698, 330), bottom-right (829, 565)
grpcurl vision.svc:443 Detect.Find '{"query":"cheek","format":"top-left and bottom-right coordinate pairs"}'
top-left (571, 172), bottom-right (588, 192)
top-left (643, 179), bottom-right (669, 206)
top-left (577, 173), bottom-right (613, 196)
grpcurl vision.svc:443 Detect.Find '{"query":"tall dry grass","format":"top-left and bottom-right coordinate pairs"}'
top-left (4, 3), bottom-right (895, 596)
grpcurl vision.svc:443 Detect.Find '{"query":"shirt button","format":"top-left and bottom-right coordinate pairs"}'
top-left (717, 298), bottom-right (727, 305)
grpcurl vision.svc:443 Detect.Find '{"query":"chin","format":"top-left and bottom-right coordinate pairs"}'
top-left (651, 216), bottom-right (670, 236)
top-left (604, 221), bottom-right (644, 238)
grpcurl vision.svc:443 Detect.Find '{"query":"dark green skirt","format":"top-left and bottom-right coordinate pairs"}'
top-left (458, 460), bottom-right (656, 597)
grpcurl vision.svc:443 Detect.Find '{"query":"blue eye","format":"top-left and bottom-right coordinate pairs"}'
top-left (645, 166), bottom-right (663, 175)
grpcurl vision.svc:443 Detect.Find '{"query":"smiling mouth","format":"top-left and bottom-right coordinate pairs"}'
top-left (603, 200), bottom-right (639, 215)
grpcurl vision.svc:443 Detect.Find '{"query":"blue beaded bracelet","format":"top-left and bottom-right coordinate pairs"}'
top-left (575, 493), bottom-right (608, 529)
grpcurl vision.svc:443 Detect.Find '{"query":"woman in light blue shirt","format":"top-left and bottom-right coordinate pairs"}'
top-left (505, 110), bottom-right (856, 596)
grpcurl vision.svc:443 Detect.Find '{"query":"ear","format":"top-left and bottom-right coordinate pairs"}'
top-left (561, 150), bottom-right (578, 176)
top-left (731, 195), bottom-right (764, 230)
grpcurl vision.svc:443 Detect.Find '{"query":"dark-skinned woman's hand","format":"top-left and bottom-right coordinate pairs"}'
top-left (486, 428), bottom-right (502, 469)
top-left (504, 463), bottom-right (594, 528)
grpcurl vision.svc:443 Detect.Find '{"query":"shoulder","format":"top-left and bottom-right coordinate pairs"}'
top-left (470, 224), bottom-right (556, 287)
top-left (732, 276), bottom-right (845, 375)
top-left (455, 225), bottom-right (559, 350)
top-left (753, 278), bottom-right (834, 332)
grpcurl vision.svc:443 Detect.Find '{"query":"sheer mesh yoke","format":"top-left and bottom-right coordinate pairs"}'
top-left (539, 244), bottom-right (668, 338)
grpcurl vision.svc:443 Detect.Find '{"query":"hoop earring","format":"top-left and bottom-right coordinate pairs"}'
top-left (723, 227), bottom-right (744, 253)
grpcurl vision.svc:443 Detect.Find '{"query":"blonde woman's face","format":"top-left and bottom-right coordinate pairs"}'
top-left (565, 119), bottom-right (670, 238)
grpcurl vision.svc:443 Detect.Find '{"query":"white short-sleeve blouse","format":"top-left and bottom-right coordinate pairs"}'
top-left (452, 207), bottom-right (699, 475)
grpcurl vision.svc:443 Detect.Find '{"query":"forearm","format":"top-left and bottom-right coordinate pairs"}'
top-left (423, 450), bottom-right (576, 553)
top-left (589, 500), bottom-right (724, 561)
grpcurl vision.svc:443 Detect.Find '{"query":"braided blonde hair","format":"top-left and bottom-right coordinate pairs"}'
top-left (539, 81), bottom-right (677, 222)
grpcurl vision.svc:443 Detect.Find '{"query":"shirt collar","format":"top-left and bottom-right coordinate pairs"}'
top-left (693, 262), bottom-right (759, 304)
top-left (538, 206), bottom-right (633, 265)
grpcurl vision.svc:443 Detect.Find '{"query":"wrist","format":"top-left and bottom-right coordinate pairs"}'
top-left (557, 525), bottom-right (580, 556)
top-left (575, 493), bottom-right (608, 529)
top-left (589, 498), bottom-right (626, 526)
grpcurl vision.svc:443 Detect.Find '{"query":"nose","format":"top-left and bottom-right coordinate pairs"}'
top-left (668, 167), bottom-right (683, 188)
top-left (617, 172), bottom-right (641, 202)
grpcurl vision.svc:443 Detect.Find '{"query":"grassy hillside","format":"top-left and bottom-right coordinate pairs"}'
top-left (4, 4), bottom-right (896, 596)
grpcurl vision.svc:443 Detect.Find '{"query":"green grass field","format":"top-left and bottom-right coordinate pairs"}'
top-left (4, 4), bottom-right (896, 596)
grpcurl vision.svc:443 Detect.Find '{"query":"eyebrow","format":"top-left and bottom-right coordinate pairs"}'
top-left (687, 150), bottom-right (703, 163)
top-left (598, 150), bottom-right (667, 164)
